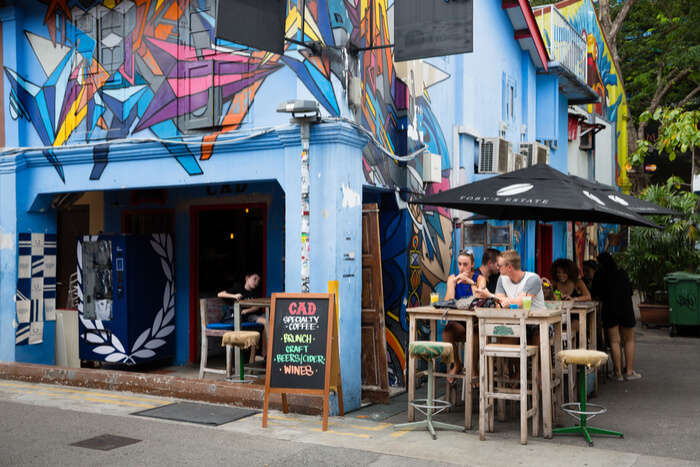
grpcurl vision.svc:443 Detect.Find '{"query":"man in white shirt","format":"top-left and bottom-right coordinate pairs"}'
top-left (494, 250), bottom-right (545, 310)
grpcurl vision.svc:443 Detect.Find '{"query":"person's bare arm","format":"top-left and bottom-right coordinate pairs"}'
top-left (476, 273), bottom-right (487, 290)
top-left (574, 279), bottom-right (592, 301)
top-left (217, 290), bottom-right (242, 300)
top-left (444, 275), bottom-right (457, 300)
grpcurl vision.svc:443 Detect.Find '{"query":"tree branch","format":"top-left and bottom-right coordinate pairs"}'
top-left (652, 68), bottom-right (692, 110)
top-left (679, 83), bottom-right (700, 108)
top-left (610, 0), bottom-right (639, 47)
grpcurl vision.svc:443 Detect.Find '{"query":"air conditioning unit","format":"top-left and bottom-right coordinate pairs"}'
top-left (422, 151), bottom-right (442, 183)
top-left (519, 142), bottom-right (550, 166)
top-left (479, 137), bottom-right (512, 174)
top-left (511, 152), bottom-right (527, 171)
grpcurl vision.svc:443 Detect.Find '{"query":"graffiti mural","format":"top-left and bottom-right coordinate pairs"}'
top-left (540, 0), bottom-right (630, 191)
top-left (8, 0), bottom-right (457, 383)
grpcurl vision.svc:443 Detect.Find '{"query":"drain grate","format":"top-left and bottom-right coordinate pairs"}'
top-left (70, 434), bottom-right (141, 451)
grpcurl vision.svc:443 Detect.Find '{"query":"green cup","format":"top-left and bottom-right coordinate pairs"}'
top-left (522, 296), bottom-right (532, 310)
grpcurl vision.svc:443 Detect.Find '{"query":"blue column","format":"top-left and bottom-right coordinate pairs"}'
top-left (0, 169), bottom-right (17, 362)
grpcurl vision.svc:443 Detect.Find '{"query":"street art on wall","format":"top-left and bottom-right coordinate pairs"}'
top-left (9, 0), bottom-right (457, 380)
top-left (16, 233), bottom-right (57, 345)
top-left (542, 0), bottom-right (630, 192)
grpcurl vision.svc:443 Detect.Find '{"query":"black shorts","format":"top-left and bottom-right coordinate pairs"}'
top-left (244, 310), bottom-right (265, 323)
top-left (602, 305), bottom-right (636, 329)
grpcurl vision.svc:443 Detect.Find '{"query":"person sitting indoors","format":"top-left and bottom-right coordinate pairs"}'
top-left (217, 272), bottom-right (266, 357)
top-left (549, 258), bottom-right (591, 302)
top-left (442, 250), bottom-right (479, 384)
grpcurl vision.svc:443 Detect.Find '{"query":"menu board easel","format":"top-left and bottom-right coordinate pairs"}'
top-left (262, 293), bottom-right (343, 431)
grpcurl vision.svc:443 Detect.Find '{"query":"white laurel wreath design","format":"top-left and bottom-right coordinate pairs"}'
top-left (78, 234), bottom-right (175, 364)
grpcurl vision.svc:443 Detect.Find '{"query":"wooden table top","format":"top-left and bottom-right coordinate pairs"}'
top-left (406, 305), bottom-right (561, 318)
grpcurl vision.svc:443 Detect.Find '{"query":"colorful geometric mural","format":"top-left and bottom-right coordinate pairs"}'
top-left (540, 0), bottom-right (630, 191)
top-left (8, 0), bottom-right (457, 383)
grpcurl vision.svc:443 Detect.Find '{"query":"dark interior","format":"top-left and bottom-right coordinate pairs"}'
top-left (197, 206), bottom-right (265, 298)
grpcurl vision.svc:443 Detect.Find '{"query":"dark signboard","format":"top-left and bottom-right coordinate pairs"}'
top-left (215, 0), bottom-right (287, 54)
top-left (268, 294), bottom-right (331, 390)
top-left (394, 0), bottom-right (474, 62)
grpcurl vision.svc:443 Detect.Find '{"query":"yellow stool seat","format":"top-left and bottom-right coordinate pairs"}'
top-left (557, 349), bottom-right (608, 369)
top-left (222, 330), bottom-right (260, 349)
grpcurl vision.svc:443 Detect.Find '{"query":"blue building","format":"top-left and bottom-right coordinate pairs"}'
top-left (0, 1), bottom-right (599, 412)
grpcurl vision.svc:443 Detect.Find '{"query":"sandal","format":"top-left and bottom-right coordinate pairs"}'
top-left (624, 370), bottom-right (642, 381)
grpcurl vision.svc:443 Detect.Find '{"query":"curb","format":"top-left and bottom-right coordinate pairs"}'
top-left (0, 362), bottom-right (323, 415)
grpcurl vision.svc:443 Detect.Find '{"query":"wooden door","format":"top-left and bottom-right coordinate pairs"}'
top-left (57, 206), bottom-right (89, 309)
top-left (361, 203), bottom-right (390, 403)
top-left (537, 224), bottom-right (553, 277)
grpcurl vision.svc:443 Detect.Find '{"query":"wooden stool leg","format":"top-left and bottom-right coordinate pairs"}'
top-left (532, 353), bottom-right (540, 438)
top-left (488, 356), bottom-right (495, 432)
top-left (520, 351), bottom-right (527, 445)
top-left (479, 337), bottom-right (487, 441)
top-left (225, 344), bottom-right (232, 378)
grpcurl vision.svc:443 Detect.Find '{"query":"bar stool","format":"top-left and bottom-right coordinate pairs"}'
top-left (477, 308), bottom-right (539, 445)
top-left (222, 331), bottom-right (260, 383)
top-left (395, 341), bottom-right (465, 439)
top-left (553, 349), bottom-right (624, 446)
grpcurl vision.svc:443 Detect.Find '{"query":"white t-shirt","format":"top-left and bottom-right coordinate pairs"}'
top-left (496, 271), bottom-right (546, 310)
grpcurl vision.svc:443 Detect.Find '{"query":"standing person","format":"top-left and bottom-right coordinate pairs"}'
top-left (550, 258), bottom-right (591, 302)
top-left (442, 250), bottom-right (479, 383)
top-left (218, 272), bottom-right (266, 356)
top-left (592, 253), bottom-right (641, 381)
top-left (494, 250), bottom-right (545, 310)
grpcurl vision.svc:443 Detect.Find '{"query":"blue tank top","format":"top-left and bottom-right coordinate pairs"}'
top-left (455, 272), bottom-right (480, 299)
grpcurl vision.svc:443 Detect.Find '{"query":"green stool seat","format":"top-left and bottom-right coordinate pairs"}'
top-left (552, 349), bottom-right (624, 446)
top-left (395, 341), bottom-right (464, 440)
top-left (409, 341), bottom-right (454, 364)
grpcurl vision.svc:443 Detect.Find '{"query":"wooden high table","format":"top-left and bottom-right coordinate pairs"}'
top-left (231, 298), bottom-right (271, 377)
top-left (406, 305), bottom-right (564, 438)
top-left (569, 301), bottom-right (599, 394)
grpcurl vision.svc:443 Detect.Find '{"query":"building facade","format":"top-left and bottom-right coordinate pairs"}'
top-left (0, 0), bottom-right (618, 411)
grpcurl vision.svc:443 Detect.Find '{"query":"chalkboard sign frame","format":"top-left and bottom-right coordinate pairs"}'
top-left (262, 293), bottom-right (342, 431)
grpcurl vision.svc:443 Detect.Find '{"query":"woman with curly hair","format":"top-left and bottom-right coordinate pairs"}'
top-left (548, 258), bottom-right (591, 302)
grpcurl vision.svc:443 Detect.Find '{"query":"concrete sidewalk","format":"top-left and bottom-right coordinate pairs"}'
top-left (2, 325), bottom-right (699, 465)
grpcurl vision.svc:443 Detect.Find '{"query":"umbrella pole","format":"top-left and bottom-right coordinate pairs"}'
top-left (571, 222), bottom-right (577, 266)
top-left (534, 220), bottom-right (539, 275)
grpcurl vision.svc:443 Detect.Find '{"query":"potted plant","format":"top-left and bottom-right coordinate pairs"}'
top-left (617, 181), bottom-right (700, 326)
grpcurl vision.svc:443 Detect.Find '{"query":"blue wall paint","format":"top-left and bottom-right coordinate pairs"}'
top-left (0, 171), bottom-right (17, 363)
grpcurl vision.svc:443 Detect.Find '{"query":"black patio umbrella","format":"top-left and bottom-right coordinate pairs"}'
top-left (569, 174), bottom-right (680, 216)
top-left (415, 164), bottom-right (659, 228)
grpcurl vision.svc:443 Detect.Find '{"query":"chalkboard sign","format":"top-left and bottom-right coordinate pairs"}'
top-left (269, 295), bottom-right (329, 390)
top-left (263, 293), bottom-right (342, 431)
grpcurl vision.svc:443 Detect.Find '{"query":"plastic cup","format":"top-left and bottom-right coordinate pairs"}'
top-left (522, 296), bottom-right (532, 310)
top-left (430, 292), bottom-right (439, 304)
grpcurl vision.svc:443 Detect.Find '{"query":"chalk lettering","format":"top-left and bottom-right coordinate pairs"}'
top-left (283, 333), bottom-right (312, 344)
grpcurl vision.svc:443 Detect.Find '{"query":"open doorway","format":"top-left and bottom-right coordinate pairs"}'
top-left (189, 204), bottom-right (267, 360)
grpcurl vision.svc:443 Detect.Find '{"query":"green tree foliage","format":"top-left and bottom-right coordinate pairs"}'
top-left (632, 107), bottom-right (700, 165)
top-left (617, 182), bottom-right (700, 303)
top-left (619, 0), bottom-right (700, 130)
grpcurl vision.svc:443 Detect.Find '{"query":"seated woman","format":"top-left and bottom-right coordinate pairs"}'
top-left (442, 250), bottom-right (479, 384)
top-left (550, 258), bottom-right (591, 302)
top-left (549, 258), bottom-right (591, 341)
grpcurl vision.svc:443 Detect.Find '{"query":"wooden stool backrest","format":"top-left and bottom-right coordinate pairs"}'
top-left (475, 308), bottom-right (528, 354)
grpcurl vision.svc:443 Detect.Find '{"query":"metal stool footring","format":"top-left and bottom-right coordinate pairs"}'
top-left (553, 364), bottom-right (623, 446)
top-left (394, 358), bottom-right (465, 440)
